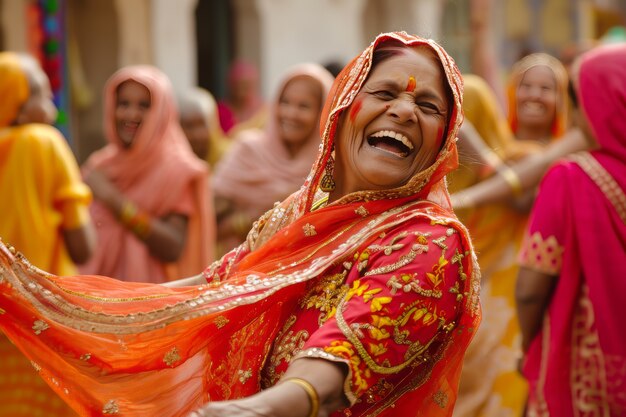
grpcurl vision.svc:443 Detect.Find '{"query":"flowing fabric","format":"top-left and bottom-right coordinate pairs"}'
top-left (0, 32), bottom-right (480, 417)
top-left (451, 75), bottom-right (536, 417)
top-left (506, 53), bottom-right (569, 140)
top-left (79, 66), bottom-right (214, 282)
top-left (519, 43), bottom-right (626, 416)
top-left (217, 59), bottom-right (268, 136)
top-left (0, 52), bottom-right (85, 416)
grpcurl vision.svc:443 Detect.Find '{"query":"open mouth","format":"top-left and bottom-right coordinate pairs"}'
top-left (367, 130), bottom-right (414, 157)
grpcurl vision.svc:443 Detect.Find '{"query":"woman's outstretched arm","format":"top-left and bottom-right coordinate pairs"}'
top-left (452, 127), bottom-right (587, 209)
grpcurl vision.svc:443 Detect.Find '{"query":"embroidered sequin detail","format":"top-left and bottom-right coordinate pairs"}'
top-left (32, 320), bottom-right (49, 335)
top-left (103, 400), bottom-right (119, 414)
top-left (238, 369), bottom-right (253, 384)
top-left (303, 223), bottom-right (317, 237)
top-left (432, 390), bottom-right (449, 408)
top-left (163, 347), bottom-right (181, 367)
top-left (215, 316), bottom-right (229, 329)
top-left (355, 206), bottom-right (369, 217)
top-left (520, 232), bottom-right (564, 275)
top-left (80, 353), bottom-right (91, 361)
top-left (568, 152), bottom-right (626, 224)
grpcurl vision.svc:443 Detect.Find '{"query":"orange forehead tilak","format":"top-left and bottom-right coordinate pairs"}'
top-left (406, 76), bottom-right (416, 93)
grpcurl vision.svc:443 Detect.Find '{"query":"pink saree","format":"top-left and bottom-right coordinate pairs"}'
top-left (519, 43), bottom-right (626, 416)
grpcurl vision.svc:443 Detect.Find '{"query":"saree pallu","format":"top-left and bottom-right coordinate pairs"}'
top-left (0, 197), bottom-right (479, 417)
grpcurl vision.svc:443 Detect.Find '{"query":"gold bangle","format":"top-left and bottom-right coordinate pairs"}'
top-left (119, 200), bottom-right (138, 225)
top-left (283, 377), bottom-right (320, 417)
top-left (500, 166), bottom-right (523, 196)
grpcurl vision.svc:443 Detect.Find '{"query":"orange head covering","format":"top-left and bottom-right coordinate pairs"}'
top-left (0, 52), bottom-right (30, 128)
top-left (506, 53), bottom-right (569, 139)
top-left (292, 32), bottom-right (465, 218)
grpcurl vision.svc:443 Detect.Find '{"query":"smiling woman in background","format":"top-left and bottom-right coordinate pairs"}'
top-left (80, 66), bottom-right (214, 282)
top-left (212, 63), bottom-right (334, 255)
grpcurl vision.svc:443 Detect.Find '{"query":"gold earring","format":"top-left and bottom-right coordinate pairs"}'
top-left (320, 155), bottom-right (336, 192)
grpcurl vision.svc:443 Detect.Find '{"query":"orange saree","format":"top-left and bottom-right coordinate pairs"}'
top-left (0, 32), bottom-right (480, 417)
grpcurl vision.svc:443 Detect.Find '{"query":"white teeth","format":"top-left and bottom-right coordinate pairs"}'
top-left (370, 130), bottom-right (414, 150)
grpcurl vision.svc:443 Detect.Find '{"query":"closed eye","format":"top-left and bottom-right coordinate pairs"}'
top-left (371, 90), bottom-right (396, 100)
top-left (418, 102), bottom-right (442, 114)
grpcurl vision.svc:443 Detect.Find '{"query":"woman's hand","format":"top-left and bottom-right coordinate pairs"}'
top-left (187, 358), bottom-right (348, 417)
top-left (84, 169), bottom-right (120, 206)
top-left (188, 400), bottom-right (272, 417)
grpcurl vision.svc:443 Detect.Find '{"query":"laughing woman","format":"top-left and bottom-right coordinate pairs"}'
top-left (0, 33), bottom-right (479, 417)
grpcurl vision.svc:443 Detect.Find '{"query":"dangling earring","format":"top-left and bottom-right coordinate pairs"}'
top-left (320, 154), bottom-right (336, 192)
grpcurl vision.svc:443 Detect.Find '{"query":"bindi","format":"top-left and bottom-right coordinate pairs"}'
top-left (406, 76), bottom-right (416, 93)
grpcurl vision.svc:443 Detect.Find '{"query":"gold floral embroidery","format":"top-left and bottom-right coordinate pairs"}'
top-left (0, 307), bottom-right (5, 314)
top-left (325, 340), bottom-right (370, 393)
top-left (238, 369), bottom-right (253, 384)
top-left (32, 320), bottom-right (49, 335)
top-left (388, 273), bottom-right (443, 298)
top-left (215, 316), bottom-right (229, 329)
top-left (163, 347), bottom-right (181, 367)
top-left (568, 152), bottom-right (626, 224)
top-left (264, 315), bottom-right (309, 385)
top-left (103, 399), bottom-right (119, 414)
top-left (432, 389), bottom-right (449, 408)
top-left (450, 249), bottom-right (468, 281)
top-left (432, 236), bottom-right (448, 251)
top-left (570, 285), bottom-right (616, 415)
top-left (368, 231), bottom-right (407, 255)
top-left (365, 379), bottom-right (394, 404)
top-left (520, 232), bottom-right (564, 275)
top-left (355, 206), bottom-right (369, 217)
top-left (302, 223), bottom-right (317, 237)
top-left (300, 272), bottom-right (348, 324)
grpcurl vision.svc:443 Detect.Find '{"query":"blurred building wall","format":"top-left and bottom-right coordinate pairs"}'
top-left (1, 0), bottom-right (623, 162)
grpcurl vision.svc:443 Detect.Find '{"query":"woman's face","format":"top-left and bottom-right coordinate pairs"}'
top-left (17, 66), bottom-right (57, 125)
top-left (277, 76), bottom-right (322, 150)
top-left (334, 47), bottom-right (449, 192)
top-left (180, 109), bottom-right (210, 160)
top-left (115, 80), bottom-right (151, 148)
top-left (515, 65), bottom-right (557, 132)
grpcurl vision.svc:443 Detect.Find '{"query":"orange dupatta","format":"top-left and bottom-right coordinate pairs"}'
top-left (0, 32), bottom-right (480, 417)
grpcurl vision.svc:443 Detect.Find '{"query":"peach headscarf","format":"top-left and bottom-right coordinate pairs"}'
top-left (212, 63), bottom-right (335, 220)
top-left (0, 52), bottom-right (29, 128)
top-left (80, 66), bottom-right (214, 282)
top-left (506, 53), bottom-right (569, 139)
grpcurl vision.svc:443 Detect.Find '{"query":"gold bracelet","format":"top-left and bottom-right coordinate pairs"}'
top-left (500, 166), bottom-right (523, 196)
top-left (283, 377), bottom-right (320, 417)
top-left (119, 200), bottom-right (138, 225)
